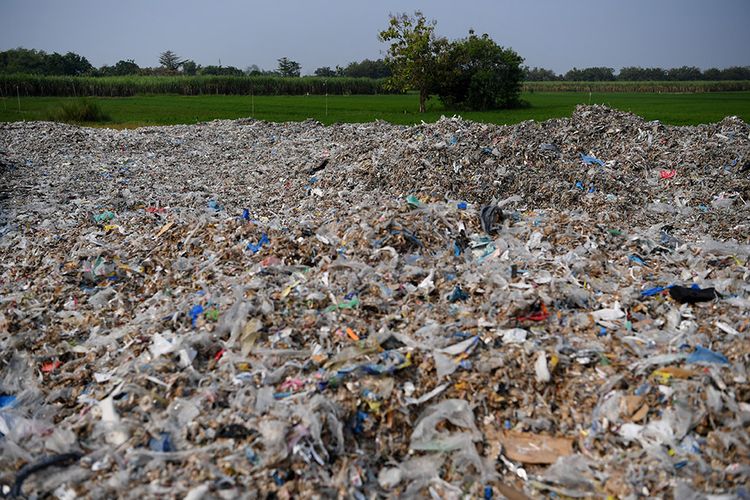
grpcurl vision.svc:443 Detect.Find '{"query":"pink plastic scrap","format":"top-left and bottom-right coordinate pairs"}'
top-left (660, 169), bottom-right (677, 179)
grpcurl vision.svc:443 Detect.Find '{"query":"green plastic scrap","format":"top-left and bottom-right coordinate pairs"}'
top-left (323, 296), bottom-right (360, 313)
top-left (405, 195), bottom-right (422, 208)
top-left (598, 352), bottom-right (611, 366)
top-left (94, 211), bottom-right (115, 223)
top-left (205, 308), bottom-right (220, 322)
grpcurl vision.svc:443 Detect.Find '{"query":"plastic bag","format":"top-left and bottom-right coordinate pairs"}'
top-left (410, 399), bottom-right (480, 451)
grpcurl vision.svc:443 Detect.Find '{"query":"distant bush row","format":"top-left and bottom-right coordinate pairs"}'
top-left (522, 80), bottom-right (750, 93)
top-left (524, 65), bottom-right (750, 82)
top-left (0, 74), bottom-right (392, 97)
top-left (2, 75), bottom-right (746, 98)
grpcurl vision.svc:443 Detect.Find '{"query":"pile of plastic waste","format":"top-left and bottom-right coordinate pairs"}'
top-left (0, 105), bottom-right (748, 498)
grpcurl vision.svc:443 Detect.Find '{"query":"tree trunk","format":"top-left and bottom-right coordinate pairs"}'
top-left (419, 90), bottom-right (426, 113)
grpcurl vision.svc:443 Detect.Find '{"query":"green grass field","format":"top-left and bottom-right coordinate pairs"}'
top-left (1, 91), bottom-right (749, 127)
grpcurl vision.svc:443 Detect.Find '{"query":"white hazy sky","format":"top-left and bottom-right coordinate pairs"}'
top-left (1, 0), bottom-right (748, 75)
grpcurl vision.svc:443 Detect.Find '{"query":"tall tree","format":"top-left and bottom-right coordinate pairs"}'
top-left (159, 50), bottom-right (184, 72)
top-left (379, 11), bottom-right (445, 113)
top-left (435, 31), bottom-right (524, 110)
top-left (182, 60), bottom-right (198, 75)
top-left (314, 66), bottom-right (337, 77)
top-left (339, 59), bottom-right (391, 79)
top-left (277, 57), bottom-right (301, 77)
top-left (524, 66), bottom-right (560, 81)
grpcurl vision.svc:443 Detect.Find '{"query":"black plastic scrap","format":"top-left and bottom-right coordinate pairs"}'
top-left (480, 205), bottom-right (504, 235)
top-left (669, 285), bottom-right (720, 304)
top-left (216, 423), bottom-right (254, 439)
top-left (9, 452), bottom-right (83, 498)
top-left (306, 158), bottom-right (329, 174)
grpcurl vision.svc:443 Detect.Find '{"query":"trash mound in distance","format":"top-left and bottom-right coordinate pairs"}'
top-left (0, 105), bottom-right (748, 498)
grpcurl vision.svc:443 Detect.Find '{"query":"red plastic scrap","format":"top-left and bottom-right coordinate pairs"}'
top-left (41, 360), bottom-right (62, 373)
top-left (516, 302), bottom-right (550, 322)
top-left (213, 348), bottom-right (226, 362)
top-left (146, 207), bottom-right (167, 214)
top-left (261, 255), bottom-right (282, 267)
top-left (659, 170), bottom-right (677, 180)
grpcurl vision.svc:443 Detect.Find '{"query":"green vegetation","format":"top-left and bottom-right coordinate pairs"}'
top-left (524, 80), bottom-right (750, 93)
top-left (0, 47), bottom-right (93, 75)
top-left (378, 12), bottom-right (525, 112)
top-left (2, 74), bottom-right (748, 101)
top-left (379, 11), bottom-right (443, 113)
top-left (3, 47), bottom-right (749, 84)
top-left (0, 74), bottom-right (389, 97)
top-left (524, 64), bottom-right (750, 82)
top-left (158, 50), bottom-right (184, 72)
top-left (46, 99), bottom-right (110, 123)
top-left (435, 31), bottom-right (524, 110)
top-left (276, 58), bottom-right (301, 78)
top-left (1, 92), bottom-right (748, 128)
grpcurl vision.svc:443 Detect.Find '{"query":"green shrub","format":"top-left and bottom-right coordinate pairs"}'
top-left (47, 99), bottom-right (109, 123)
top-left (434, 32), bottom-right (525, 110)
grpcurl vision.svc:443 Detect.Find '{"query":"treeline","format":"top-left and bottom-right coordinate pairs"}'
top-left (523, 80), bottom-right (750, 93)
top-left (0, 74), bottom-right (391, 97)
top-left (0, 47), bottom-right (391, 79)
top-left (0, 48), bottom-right (93, 76)
top-left (525, 65), bottom-right (750, 81)
top-left (313, 59), bottom-right (390, 79)
top-left (6, 47), bottom-right (748, 83)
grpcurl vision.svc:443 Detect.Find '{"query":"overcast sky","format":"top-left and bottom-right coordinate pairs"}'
top-left (1, 0), bottom-right (748, 75)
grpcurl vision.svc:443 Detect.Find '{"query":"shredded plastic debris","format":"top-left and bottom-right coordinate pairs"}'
top-left (0, 105), bottom-right (749, 497)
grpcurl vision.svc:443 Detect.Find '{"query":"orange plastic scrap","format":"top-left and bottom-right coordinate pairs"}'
top-left (345, 327), bottom-right (360, 341)
top-left (516, 302), bottom-right (549, 322)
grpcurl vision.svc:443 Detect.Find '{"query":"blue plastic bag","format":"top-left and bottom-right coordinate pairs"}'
top-left (686, 345), bottom-right (729, 365)
top-left (580, 153), bottom-right (604, 166)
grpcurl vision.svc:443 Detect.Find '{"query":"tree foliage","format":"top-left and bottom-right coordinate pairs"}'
top-left (98, 59), bottom-right (140, 76)
top-left (314, 66), bottom-right (336, 77)
top-left (379, 11), bottom-right (444, 112)
top-left (666, 66), bottom-right (702, 81)
top-left (435, 31), bottom-right (524, 110)
top-left (277, 57), bottom-right (301, 77)
top-left (617, 66), bottom-right (667, 81)
top-left (159, 50), bottom-right (184, 72)
top-left (380, 14), bottom-right (523, 112)
top-left (181, 60), bottom-right (199, 75)
top-left (0, 48), bottom-right (93, 75)
top-left (200, 65), bottom-right (244, 76)
top-left (524, 65), bottom-right (750, 82)
top-left (524, 66), bottom-right (561, 81)
top-left (564, 66), bottom-right (615, 81)
top-left (338, 59), bottom-right (391, 79)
